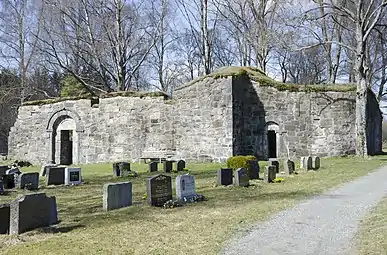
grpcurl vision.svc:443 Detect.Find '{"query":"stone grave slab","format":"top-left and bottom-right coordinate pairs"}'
top-left (163, 161), bottom-right (173, 173)
top-left (18, 172), bottom-right (39, 190)
top-left (217, 168), bottom-right (233, 186)
top-left (307, 156), bottom-right (313, 170)
top-left (300, 157), bottom-right (306, 170)
top-left (0, 165), bottom-right (9, 177)
top-left (40, 163), bottom-right (59, 177)
top-left (176, 174), bottom-right (196, 201)
top-left (283, 159), bottom-right (295, 175)
top-left (118, 162), bottom-right (131, 177)
top-left (9, 193), bottom-right (58, 235)
top-left (46, 167), bottom-right (65, 186)
top-left (0, 181), bottom-right (4, 195)
top-left (103, 181), bottom-right (132, 211)
top-left (148, 162), bottom-right (158, 172)
top-left (312, 156), bottom-right (320, 170)
top-left (2, 174), bottom-right (15, 189)
top-left (176, 160), bottom-right (186, 172)
top-left (264, 165), bottom-right (276, 183)
top-left (112, 163), bottom-right (120, 177)
top-left (234, 168), bottom-right (249, 187)
top-left (269, 159), bottom-right (280, 173)
top-left (247, 160), bottom-right (259, 179)
top-left (146, 174), bottom-right (172, 207)
top-left (0, 204), bottom-right (10, 234)
top-left (65, 167), bottom-right (82, 185)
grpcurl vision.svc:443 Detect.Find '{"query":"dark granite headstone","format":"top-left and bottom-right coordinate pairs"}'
top-left (264, 165), bottom-right (276, 183)
top-left (118, 162), bottom-right (130, 177)
top-left (247, 160), bottom-right (259, 179)
top-left (18, 172), bottom-right (39, 190)
top-left (146, 174), bottom-right (172, 207)
top-left (0, 204), bottom-right (10, 234)
top-left (103, 181), bottom-right (133, 211)
top-left (269, 159), bottom-right (280, 173)
top-left (0, 165), bottom-right (9, 177)
top-left (234, 168), bottom-right (249, 187)
top-left (0, 181), bottom-right (4, 194)
top-left (9, 193), bottom-right (58, 235)
top-left (284, 159), bottom-right (295, 175)
top-left (46, 167), bottom-right (65, 186)
top-left (40, 164), bottom-right (59, 177)
top-left (176, 160), bottom-right (186, 171)
top-left (312, 156), bottom-right (320, 170)
top-left (3, 174), bottom-right (15, 189)
top-left (48, 196), bottom-right (58, 225)
top-left (163, 161), bottom-right (173, 173)
top-left (148, 162), bottom-right (158, 172)
top-left (307, 156), bottom-right (313, 170)
top-left (217, 168), bottom-right (233, 186)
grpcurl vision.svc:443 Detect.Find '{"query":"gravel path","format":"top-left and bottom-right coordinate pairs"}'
top-left (221, 165), bottom-right (387, 255)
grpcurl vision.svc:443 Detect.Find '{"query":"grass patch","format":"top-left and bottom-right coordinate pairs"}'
top-left (175, 66), bottom-right (357, 92)
top-left (0, 156), bottom-right (386, 255)
top-left (356, 196), bottom-right (387, 255)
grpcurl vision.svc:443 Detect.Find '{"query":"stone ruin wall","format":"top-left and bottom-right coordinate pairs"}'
top-left (7, 75), bottom-right (382, 165)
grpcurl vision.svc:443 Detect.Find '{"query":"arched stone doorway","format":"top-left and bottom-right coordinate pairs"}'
top-left (46, 109), bottom-right (83, 165)
top-left (265, 121), bottom-right (279, 159)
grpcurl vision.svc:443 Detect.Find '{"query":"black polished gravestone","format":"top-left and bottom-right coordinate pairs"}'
top-left (176, 160), bottom-right (186, 172)
top-left (45, 167), bottom-right (65, 186)
top-left (0, 181), bottom-right (4, 195)
top-left (2, 174), bottom-right (15, 189)
top-left (0, 165), bottom-right (9, 177)
top-left (146, 174), bottom-right (172, 207)
top-left (247, 160), bottom-right (259, 179)
top-left (0, 204), bottom-right (10, 234)
top-left (148, 162), bottom-right (158, 172)
top-left (217, 168), bottom-right (233, 186)
top-left (163, 161), bottom-right (173, 173)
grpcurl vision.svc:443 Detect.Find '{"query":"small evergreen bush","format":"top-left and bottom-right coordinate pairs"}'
top-left (226, 155), bottom-right (257, 170)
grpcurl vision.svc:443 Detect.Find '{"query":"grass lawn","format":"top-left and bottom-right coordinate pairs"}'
top-left (356, 196), bottom-right (387, 255)
top-left (1, 156), bottom-right (387, 255)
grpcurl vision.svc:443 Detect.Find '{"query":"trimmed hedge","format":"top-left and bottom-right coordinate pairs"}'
top-left (226, 155), bottom-right (257, 170)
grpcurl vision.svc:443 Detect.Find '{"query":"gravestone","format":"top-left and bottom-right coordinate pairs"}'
top-left (0, 181), bottom-right (4, 194)
top-left (103, 181), bottom-right (132, 211)
top-left (148, 162), bottom-right (158, 172)
top-left (312, 156), bottom-right (321, 170)
top-left (112, 163), bottom-right (120, 177)
top-left (0, 204), bottom-right (10, 234)
top-left (307, 156), bottom-right (313, 170)
top-left (264, 165), bottom-right (276, 183)
top-left (217, 168), bottom-right (233, 186)
top-left (118, 162), bottom-right (131, 177)
top-left (146, 174), bottom-right (172, 207)
top-left (65, 167), bottom-right (82, 185)
top-left (2, 174), bottom-right (15, 189)
top-left (176, 160), bottom-right (186, 172)
top-left (283, 159), bottom-right (295, 175)
top-left (163, 161), bottom-right (173, 173)
top-left (9, 193), bottom-right (58, 235)
top-left (269, 159), bottom-right (280, 173)
top-left (176, 174), bottom-right (196, 201)
top-left (234, 168), bottom-right (249, 187)
top-left (48, 196), bottom-right (58, 225)
top-left (18, 172), bottom-right (39, 190)
top-left (300, 157), bottom-right (306, 170)
top-left (46, 167), bottom-right (65, 186)
top-left (247, 160), bottom-right (259, 179)
top-left (40, 163), bottom-right (59, 177)
top-left (6, 168), bottom-right (21, 175)
top-left (0, 165), bottom-right (9, 177)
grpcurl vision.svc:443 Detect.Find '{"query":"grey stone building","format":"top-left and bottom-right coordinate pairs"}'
top-left (7, 67), bottom-right (382, 165)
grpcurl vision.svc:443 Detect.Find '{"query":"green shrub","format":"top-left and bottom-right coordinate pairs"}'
top-left (226, 155), bottom-right (257, 170)
top-left (272, 177), bottom-right (285, 183)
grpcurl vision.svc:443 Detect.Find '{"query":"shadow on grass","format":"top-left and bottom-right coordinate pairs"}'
top-left (39, 224), bottom-right (85, 234)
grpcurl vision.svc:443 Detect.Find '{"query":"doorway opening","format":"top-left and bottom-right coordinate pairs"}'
top-left (267, 130), bottom-right (277, 158)
top-left (60, 130), bottom-right (73, 165)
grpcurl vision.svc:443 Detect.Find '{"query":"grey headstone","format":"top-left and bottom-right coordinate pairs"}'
top-left (312, 156), bottom-right (320, 170)
top-left (300, 157), bottom-right (306, 170)
top-left (46, 167), bottom-right (65, 186)
top-left (176, 174), bottom-right (196, 201)
top-left (176, 160), bottom-right (186, 172)
top-left (217, 168), bottom-right (233, 186)
top-left (64, 167), bottom-right (82, 185)
top-left (163, 161), bottom-right (173, 173)
top-left (247, 160), bottom-right (259, 179)
top-left (269, 159), bottom-right (279, 173)
top-left (18, 172), bottom-right (39, 190)
top-left (146, 174), bottom-right (172, 207)
top-left (48, 196), bottom-right (58, 225)
top-left (40, 164), bottom-right (59, 177)
top-left (234, 168), bottom-right (249, 187)
top-left (103, 181), bottom-right (133, 211)
top-left (307, 156), bottom-right (313, 170)
top-left (264, 165), bottom-right (276, 183)
top-left (283, 159), bottom-right (295, 175)
top-left (148, 162), bottom-right (158, 172)
top-left (0, 204), bottom-right (10, 234)
top-left (118, 162), bottom-right (130, 177)
top-left (113, 163), bottom-right (120, 177)
top-left (9, 193), bottom-right (57, 235)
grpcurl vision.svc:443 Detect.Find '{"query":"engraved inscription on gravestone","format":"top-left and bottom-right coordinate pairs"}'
top-left (65, 168), bottom-right (82, 185)
top-left (146, 174), bottom-right (172, 207)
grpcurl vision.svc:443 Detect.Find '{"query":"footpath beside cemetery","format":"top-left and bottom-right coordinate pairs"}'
top-left (0, 156), bottom-right (386, 254)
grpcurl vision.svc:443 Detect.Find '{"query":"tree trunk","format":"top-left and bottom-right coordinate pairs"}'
top-left (201, 0), bottom-right (211, 74)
